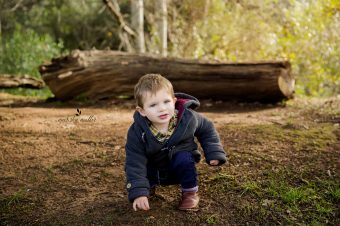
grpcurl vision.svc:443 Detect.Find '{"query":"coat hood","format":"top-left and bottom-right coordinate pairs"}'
top-left (174, 92), bottom-right (200, 111)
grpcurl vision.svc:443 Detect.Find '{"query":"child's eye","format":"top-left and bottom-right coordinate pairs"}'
top-left (150, 104), bottom-right (156, 107)
top-left (164, 100), bottom-right (171, 103)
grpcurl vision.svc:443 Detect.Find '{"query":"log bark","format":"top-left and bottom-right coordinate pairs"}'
top-left (39, 50), bottom-right (294, 102)
top-left (0, 74), bottom-right (45, 89)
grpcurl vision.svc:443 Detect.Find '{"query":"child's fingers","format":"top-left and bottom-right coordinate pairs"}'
top-left (209, 160), bottom-right (219, 165)
top-left (144, 199), bottom-right (150, 210)
top-left (141, 202), bottom-right (147, 210)
top-left (133, 201), bottom-right (138, 211)
top-left (133, 198), bottom-right (149, 211)
top-left (140, 199), bottom-right (148, 210)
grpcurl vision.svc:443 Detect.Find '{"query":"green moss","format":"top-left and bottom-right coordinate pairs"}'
top-left (0, 87), bottom-right (53, 98)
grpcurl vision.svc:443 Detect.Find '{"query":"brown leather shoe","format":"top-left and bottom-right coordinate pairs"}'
top-left (178, 191), bottom-right (200, 211)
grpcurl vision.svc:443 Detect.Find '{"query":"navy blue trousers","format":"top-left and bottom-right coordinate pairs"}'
top-left (147, 151), bottom-right (198, 189)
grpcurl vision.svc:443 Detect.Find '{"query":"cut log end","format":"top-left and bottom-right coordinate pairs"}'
top-left (278, 69), bottom-right (295, 99)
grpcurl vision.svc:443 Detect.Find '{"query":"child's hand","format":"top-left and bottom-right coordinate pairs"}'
top-left (133, 196), bottom-right (150, 211)
top-left (209, 160), bottom-right (219, 166)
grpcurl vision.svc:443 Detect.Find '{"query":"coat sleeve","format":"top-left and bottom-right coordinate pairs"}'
top-left (125, 125), bottom-right (150, 202)
top-left (193, 111), bottom-right (227, 166)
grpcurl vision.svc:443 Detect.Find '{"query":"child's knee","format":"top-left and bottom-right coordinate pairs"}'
top-left (171, 151), bottom-right (195, 169)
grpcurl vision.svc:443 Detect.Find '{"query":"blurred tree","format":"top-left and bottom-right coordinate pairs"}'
top-left (104, 0), bottom-right (135, 52)
top-left (131, 0), bottom-right (145, 53)
top-left (0, 0), bottom-right (127, 50)
top-left (157, 0), bottom-right (168, 57)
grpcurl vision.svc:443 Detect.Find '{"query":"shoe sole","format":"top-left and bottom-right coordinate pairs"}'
top-left (178, 205), bottom-right (199, 212)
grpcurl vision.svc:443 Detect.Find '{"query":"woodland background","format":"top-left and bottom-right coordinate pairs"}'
top-left (0, 1), bottom-right (339, 225)
top-left (0, 0), bottom-right (339, 99)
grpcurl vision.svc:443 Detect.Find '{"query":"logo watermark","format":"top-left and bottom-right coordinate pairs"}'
top-left (57, 109), bottom-right (96, 123)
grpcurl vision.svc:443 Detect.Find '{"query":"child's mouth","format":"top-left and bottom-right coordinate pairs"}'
top-left (159, 114), bottom-right (168, 119)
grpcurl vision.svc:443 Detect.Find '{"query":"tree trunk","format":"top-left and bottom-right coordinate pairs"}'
top-left (39, 50), bottom-right (294, 102)
top-left (0, 74), bottom-right (45, 89)
top-left (157, 0), bottom-right (167, 57)
top-left (103, 0), bottom-right (135, 52)
top-left (131, 0), bottom-right (145, 53)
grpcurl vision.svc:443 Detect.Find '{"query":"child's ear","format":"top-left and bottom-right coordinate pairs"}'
top-left (136, 106), bottom-right (146, 117)
top-left (173, 97), bottom-right (177, 103)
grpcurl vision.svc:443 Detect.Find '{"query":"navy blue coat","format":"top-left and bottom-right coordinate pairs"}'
top-left (125, 93), bottom-right (227, 202)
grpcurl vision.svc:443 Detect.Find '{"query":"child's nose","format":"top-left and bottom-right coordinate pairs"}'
top-left (159, 103), bottom-right (166, 111)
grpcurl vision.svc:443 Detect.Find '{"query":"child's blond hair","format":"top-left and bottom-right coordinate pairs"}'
top-left (134, 74), bottom-right (175, 107)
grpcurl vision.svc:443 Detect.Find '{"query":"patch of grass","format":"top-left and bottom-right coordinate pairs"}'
top-left (262, 171), bottom-right (339, 224)
top-left (46, 167), bottom-right (55, 181)
top-left (329, 187), bottom-right (340, 201)
top-left (0, 189), bottom-right (35, 224)
top-left (0, 190), bottom-right (27, 206)
top-left (53, 159), bottom-right (86, 174)
top-left (0, 189), bottom-right (36, 225)
top-left (207, 173), bottom-right (235, 182)
top-left (206, 214), bottom-right (219, 225)
top-left (100, 170), bottom-right (110, 178)
top-left (72, 158), bottom-right (85, 167)
top-left (53, 100), bottom-right (65, 106)
top-left (68, 132), bottom-right (78, 139)
top-left (280, 187), bottom-right (315, 205)
top-left (0, 87), bottom-right (53, 99)
top-left (28, 175), bottom-right (38, 183)
top-left (74, 93), bottom-right (89, 102)
top-left (224, 123), bottom-right (336, 152)
top-left (116, 95), bottom-right (132, 100)
top-left (241, 181), bottom-right (262, 196)
top-left (205, 165), bottom-right (339, 225)
top-left (289, 126), bottom-right (336, 151)
top-left (205, 173), bottom-right (238, 192)
top-left (236, 200), bottom-right (274, 224)
top-left (315, 201), bottom-right (335, 215)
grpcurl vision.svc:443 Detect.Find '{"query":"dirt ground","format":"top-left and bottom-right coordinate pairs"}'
top-left (0, 93), bottom-right (339, 225)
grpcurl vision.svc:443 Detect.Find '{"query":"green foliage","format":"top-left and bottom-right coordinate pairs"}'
top-left (163, 0), bottom-right (339, 97)
top-left (277, 0), bottom-right (339, 96)
top-left (26, 0), bottom-right (123, 50)
top-left (0, 0), bottom-right (125, 50)
top-left (0, 87), bottom-right (53, 98)
top-left (0, 25), bottom-right (63, 78)
top-left (0, 0), bottom-right (338, 97)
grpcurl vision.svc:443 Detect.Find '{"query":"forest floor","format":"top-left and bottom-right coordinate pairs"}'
top-left (0, 93), bottom-right (339, 225)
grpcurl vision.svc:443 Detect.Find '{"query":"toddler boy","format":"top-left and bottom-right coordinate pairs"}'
top-left (125, 74), bottom-right (227, 211)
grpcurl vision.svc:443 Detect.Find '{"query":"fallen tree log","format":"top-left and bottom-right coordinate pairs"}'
top-left (39, 50), bottom-right (294, 102)
top-left (0, 74), bottom-right (45, 89)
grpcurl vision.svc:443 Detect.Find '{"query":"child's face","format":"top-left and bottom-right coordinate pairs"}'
top-left (137, 89), bottom-right (177, 130)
